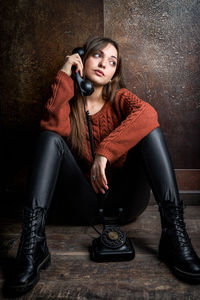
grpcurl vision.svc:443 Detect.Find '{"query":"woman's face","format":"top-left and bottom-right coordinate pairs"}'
top-left (84, 43), bottom-right (118, 87)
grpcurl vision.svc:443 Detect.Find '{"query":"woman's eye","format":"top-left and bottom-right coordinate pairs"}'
top-left (110, 61), bottom-right (116, 66)
top-left (94, 53), bottom-right (100, 58)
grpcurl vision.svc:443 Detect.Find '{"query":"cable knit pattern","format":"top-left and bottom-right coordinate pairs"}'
top-left (40, 71), bottom-right (159, 175)
top-left (96, 88), bottom-right (159, 164)
top-left (40, 71), bottom-right (74, 136)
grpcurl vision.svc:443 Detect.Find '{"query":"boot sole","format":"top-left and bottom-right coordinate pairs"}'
top-left (5, 253), bottom-right (51, 295)
top-left (159, 253), bottom-right (200, 284)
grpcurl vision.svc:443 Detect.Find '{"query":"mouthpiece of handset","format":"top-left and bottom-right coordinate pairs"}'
top-left (81, 80), bottom-right (94, 96)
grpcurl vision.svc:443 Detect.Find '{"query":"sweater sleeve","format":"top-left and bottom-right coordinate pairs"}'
top-left (40, 70), bottom-right (74, 136)
top-left (96, 88), bottom-right (160, 164)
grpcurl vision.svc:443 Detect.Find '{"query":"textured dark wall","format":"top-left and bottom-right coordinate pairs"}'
top-left (104, 0), bottom-right (200, 168)
top-left (0, 0), bottom-right (103, 129)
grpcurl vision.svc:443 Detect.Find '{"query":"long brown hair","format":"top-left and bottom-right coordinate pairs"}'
top-left (68, 36), bottom-right (126, 156)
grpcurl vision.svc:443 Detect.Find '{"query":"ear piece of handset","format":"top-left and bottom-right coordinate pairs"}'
top-left (72, 47), bottom-right (94, 96)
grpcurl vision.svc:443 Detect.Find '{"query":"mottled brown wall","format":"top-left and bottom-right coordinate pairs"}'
top-left (104, 0), bottom-right (200, 168)
top-left (0, 0), bottom-right (103, 129)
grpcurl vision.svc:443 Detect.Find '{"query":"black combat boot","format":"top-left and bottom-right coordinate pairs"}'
top-left (5, 207), bottom-right (51, 294)
top-left (158, 201), bottom-right (200, 283)
top-left (139, 127), bottom-right (200, 283)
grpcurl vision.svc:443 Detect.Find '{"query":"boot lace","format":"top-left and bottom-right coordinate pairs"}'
top-left (161, 202), bottom-right (192, 248)
top-left (18, 208), bottom-right (42, 257)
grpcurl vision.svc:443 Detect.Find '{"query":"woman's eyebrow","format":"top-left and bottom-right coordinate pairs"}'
top-left (111, 55), bottom-right (118, 61)
top-left (99, 49), bottom-right (118, 61)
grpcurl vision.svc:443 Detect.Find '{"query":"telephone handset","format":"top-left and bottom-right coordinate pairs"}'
top-left (71, 47), bottom-right (95, 160)
top-left (71, 47), bottom-right (94, 96)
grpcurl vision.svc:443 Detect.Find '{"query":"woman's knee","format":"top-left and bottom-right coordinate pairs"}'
top-left (38, 130), bottom-right (66, 155)
top-left (39, 130), bottom-right (63, 141)
top-left (140, 127), bottom-right (166, 150)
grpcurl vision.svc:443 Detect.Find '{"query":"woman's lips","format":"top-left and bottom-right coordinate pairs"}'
top-left (94, 70), bottom-right (104, 76)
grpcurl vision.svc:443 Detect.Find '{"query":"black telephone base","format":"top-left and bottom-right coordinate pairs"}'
top-left (90, 237), bottom-right (135, 262)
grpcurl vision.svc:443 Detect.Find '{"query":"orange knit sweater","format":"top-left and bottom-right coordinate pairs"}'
top-left (40, 71), bottom-right (159, 177)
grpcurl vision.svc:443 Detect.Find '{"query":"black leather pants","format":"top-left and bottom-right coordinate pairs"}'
top-left (25, 127), bottom-right (180, 224)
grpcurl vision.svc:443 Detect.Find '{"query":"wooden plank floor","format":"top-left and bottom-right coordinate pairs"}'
top-left (0, 205), bottom-right (200, 299)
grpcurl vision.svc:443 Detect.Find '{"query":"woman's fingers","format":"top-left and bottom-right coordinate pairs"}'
top-left (99, 170), bottom-right (108, 192)
top-left (71, 54), bottom-right (83, 76)
top-left (91, 155), bottom-right (108, 194)
top-left (61, 53), bottom-right (83, 77)
top-left (101, 169), bottom-right (108, 187)
top-left (91, 171), bottom-right (104, 194)
top-left (91, 180), bottom-right (98, 194)
top-left (73, 54), bottom-right (84, 76)
top-left (94, 180), bottom-right (105, 194)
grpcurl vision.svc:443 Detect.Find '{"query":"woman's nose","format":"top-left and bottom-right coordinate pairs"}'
top-left (98, 58), bottom-right (106, 68)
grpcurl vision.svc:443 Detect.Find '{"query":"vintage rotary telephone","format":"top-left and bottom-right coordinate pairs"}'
top-left (71, 47), bottom-right (135, 262)
top-left (90, 193), bottom-right (135, 262)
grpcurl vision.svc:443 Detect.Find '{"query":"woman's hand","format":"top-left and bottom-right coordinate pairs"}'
top-left (91, 155), bottom-right (109, 194)
top-left (61, 53), bottom-right (84, 77)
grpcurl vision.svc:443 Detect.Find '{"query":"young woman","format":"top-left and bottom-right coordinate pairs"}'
top-left (6, 36), bottom-right (200, 293)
